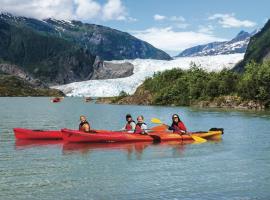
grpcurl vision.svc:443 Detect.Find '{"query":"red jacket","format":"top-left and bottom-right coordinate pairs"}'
top-left (169, 121), bottom-right (187, 133)
top-left (125, 121), bottom-right (135, 131)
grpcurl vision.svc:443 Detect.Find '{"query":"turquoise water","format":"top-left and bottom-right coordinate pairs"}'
top-left (1, 97), bottom-right (270, 200)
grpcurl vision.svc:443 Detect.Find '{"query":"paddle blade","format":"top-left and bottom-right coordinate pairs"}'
top-left (151, 125), bottom-right (167, 131)
top-left (151, 118), bottom-right (162, 124)
top-left (191, 135), bottom-right (207, 143)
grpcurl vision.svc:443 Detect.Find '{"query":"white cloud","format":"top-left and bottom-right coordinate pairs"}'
top-left (75, 0), bottom-right (101, 20)
top-left (102, 0), bottom-right (127, 21)
top-left (175, 23), bottom-right (189, 29)
top-left (198, 25), bottom-right (214, 34)
top-left (153, 14), bottom-right (185, 22)
top-left (0, 0), bottom-right (74, 20)
top-left (153, 14), bottom-right (188, 30)
top-left (132, 27), bottom-right (226, 53)
top-left (127, 17), bottom-right (138, 22)
top-left (154, 14), bottom-right (166, 21)
top-left (170, 16), bottom-right (185, 22)
top-left (208, 13), bottom-right (256, 28)
top-left (0, 0), bottom-right (133, 21)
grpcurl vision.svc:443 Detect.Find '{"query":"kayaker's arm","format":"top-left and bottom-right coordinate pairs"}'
top-left (142, 124), bottom-right (148, 133)
top-left (131, 122), bottom-right (136, 130)
top-left (168, 124), bottom-right (175, 131)
top-left (180, 130), bottom-right (187, 134)
top-left (84, 124), bottom-right (90, 132)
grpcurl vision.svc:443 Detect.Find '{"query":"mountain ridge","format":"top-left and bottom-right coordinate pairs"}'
top-left (233, 19), bottom-right (270, 72)
top-left (0, 13), bottom-right (171, 61)
top-left (176, 30), bottom-right (257, 57)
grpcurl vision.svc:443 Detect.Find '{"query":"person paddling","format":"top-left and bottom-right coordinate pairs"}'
top-left (168, 114), bottom-right (187, 134)
top-left (79, 115), bottom-right (91, 133)
top-left (123, 114), bottom-right (136, 131)
top-left (134, 115), bottom-right (148, 134)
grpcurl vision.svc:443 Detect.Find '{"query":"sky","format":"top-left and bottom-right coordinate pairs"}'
top-left (0, 0), bottom-right (269, 56)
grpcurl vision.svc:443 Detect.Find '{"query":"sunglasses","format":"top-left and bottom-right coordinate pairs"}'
top-left (173, 116), bottom-right (178, 119)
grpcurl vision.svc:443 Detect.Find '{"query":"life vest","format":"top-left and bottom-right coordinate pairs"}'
top-left (79, 121), bottom-right (90, 132)
top-left (134, 123), bottom-right (146, 134)
top-left (172, 121), bottom-right (187, 133)
top-left (125, 121), bottom-right (135, 131)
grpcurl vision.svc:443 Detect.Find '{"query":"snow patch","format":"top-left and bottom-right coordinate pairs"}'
top-left (52, 54), bottom-right (244, 97)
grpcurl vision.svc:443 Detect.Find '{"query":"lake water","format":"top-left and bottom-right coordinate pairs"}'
top-left (0, 97), bottom-right (270, 200)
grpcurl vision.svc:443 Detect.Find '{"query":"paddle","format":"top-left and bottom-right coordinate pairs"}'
top-left (151, 118), bottom-right (207, 143)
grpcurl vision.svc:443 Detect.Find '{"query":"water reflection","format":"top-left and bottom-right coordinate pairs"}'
top-left (61, 141), bottom-right (193, 159)
top-left (14, 139), bottom-right (222, 160)
top-left (62, 142), bottom-right (151, 159)
top-left (15, 140), bottom-right (64, 150)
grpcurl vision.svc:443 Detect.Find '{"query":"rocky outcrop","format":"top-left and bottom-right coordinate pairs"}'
top-left (91, 61), bottom-right (134, 80)
top-left (195, 96), bottom-right (265, 110)
top-left (97, 92), bottom-right (267, 110)
top-left (96, 85), bottom-right (153, 105)
top-left (263, 51), bottom-right (270, 62)
top-left (0, 74), bottom-right (64, 96)
top-left (0, 63), bottom-right (46, 88)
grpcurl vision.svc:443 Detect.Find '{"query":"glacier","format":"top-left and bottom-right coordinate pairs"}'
top-left (52, 54), bottom-right (244, 97)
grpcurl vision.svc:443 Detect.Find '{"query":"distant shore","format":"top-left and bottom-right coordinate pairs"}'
top-left (96, 95), bottom-right (266, 110)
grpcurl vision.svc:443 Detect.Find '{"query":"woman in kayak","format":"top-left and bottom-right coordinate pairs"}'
top-left (123, 114), bottom-right (136, 131)
top-left (79, 115), bottom-right (91, 133)
top-left (134, 115), bottom-right (148, 134)
top-left (168, 114), bottom-right (187, 134)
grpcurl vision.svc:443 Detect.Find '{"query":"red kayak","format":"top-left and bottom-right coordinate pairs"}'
top-left (61, 128), bottom-right (223, 143)
top-left (13, 128), bottom-right (62, 140)
top-left (61, 129), bottom-right (154, 143)
top-left (14, 127), bottom-right (223, 142)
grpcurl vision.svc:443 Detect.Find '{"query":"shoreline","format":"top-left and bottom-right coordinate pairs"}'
top-left (0, 96), bottom-right (268, 112)
top-left (95, 95), bottom-right (267, 111)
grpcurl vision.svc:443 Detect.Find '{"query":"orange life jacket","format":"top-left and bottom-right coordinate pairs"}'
top-left (79, 121), bottom-right (90, 132)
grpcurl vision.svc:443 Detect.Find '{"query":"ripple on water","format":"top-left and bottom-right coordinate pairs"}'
top-left (0, 97), bottom-right (270, 200)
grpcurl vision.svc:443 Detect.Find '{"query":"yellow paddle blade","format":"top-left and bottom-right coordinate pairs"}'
top-left (151, 118), bottom-right (162, 124)
top-left (191, 135), bottom-right (207, 143)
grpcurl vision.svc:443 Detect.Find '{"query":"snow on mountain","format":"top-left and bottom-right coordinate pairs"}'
top-left (176, 31), bottom-right (257, 57)
top-left (52, 54), bottom-right (244, 97)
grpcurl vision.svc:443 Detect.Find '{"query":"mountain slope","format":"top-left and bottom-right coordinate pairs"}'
top-left (176, 31), bottom-right (254, 57)
top-left (233, 19), bottom-right (270, 72)
top-left (0, 13), bottom-right (171, 61)
top-left (46, 19), bottom-right (172, 60)
top-left (0, 18), bottom-right (97, 84)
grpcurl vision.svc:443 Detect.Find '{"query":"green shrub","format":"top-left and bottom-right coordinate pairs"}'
top-left (140, 61), bottom-right (270, 106)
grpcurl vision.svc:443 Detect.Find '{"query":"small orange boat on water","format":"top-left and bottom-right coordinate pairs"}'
top-left (51, 97), bottom-right (63, 103)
